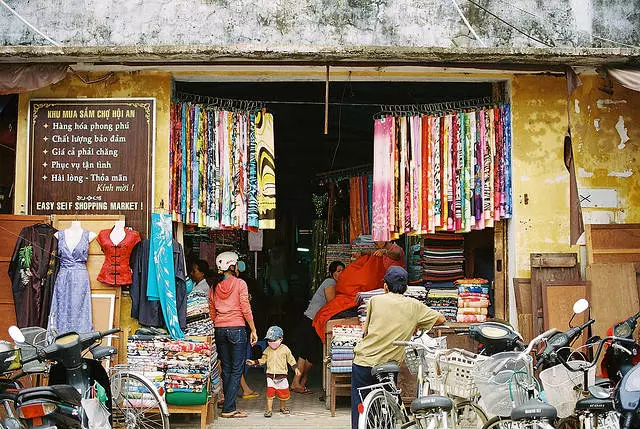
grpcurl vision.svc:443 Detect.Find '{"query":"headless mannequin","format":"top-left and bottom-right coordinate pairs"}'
top-left (110, 220), bottom-right (126, 245)
top-left (54, 221), bottom-right (97, 251)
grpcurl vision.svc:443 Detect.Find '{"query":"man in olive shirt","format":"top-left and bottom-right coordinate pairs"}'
top-left (351, 266), bottom-right (446, 429)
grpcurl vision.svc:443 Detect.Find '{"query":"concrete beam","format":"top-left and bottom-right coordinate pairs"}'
top-left (0, 45), bottom-right (638, 68)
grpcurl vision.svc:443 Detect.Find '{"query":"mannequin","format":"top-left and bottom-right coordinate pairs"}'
top-left (110, 220), bottom-right (126, 246)
top-left (54, 221), bottom-right (96, 251)
top-left (96, 221), bottom-right (141, 286)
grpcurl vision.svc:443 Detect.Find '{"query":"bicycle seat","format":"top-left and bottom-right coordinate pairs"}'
top-left (575, 396), bottom-right (614, 412)
top-left (410, 396), bottom-right (453, 413)
top-left (91, 345), bottom-right (118, 360)
top-left (17, 385), bottom-right (82, 407)
top-left (510, 399), bottom-right (557, 421)
top-left (371, 361), bottom-right (401, 378)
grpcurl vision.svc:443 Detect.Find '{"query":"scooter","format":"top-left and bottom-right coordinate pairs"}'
top-left (614, 361), bottom-right (640, 429)
top-left (0, 341), bottom-right (24, 429)
top-left (9, 325), bottom-right (119, 429)
top-left (601, 311), bottom-right (640, 384)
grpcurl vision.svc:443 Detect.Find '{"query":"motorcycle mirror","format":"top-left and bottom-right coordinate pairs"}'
top-left (573, 299), bottom-right (590, 315)
top-left (8, 326), bottom-right (25, 344)
top-left (588, 385), bottom-right (610, 400)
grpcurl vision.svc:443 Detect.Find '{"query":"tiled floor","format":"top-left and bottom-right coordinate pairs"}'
top-left (169, 370), bottom-right (351, 428)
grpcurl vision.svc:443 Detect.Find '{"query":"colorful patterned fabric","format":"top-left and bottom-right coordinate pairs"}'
top-left (370, 104), bottom-right (512, 239)
top-left (169, 102), bottom-right (275, 230)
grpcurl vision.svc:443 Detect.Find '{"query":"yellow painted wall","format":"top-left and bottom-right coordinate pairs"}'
top-left (14, 71), bottom-right (172, 334)
top-left (12, 68), bottom-right (640, 320)
top-left (510, 73), bottom-right (640, 278)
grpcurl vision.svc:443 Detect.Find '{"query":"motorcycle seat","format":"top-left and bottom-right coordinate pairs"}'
top-left (90, 345), bottom-right (118, 360)
top-left (17, 385), bottom-right (82, 407)
top-left (510, 399), bottom-right (557, 421)
top-left (410, 396), bottom-right (453, 413)
top-left (371, 362), bottom-right (401, 378)
top-left (575, 396), bottom-right (614, 412)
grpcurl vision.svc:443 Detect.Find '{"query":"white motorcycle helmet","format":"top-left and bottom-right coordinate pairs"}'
top-left (216, 251), bottom-right (239, 272)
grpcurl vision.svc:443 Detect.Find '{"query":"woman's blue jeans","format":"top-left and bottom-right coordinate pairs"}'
top-left (215, 326), bottom-right (247, 413)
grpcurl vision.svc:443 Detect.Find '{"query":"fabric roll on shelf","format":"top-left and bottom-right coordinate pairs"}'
top-left (422, 233), bottom-right (465, 282)
top-left (325, 243), bottom-right (353, 271)
top-left (330, 325), bottom-right (363, 374)
top-left (426, 288), bottom-right (459, 322)
top-left (455, 278), bottom-right (490, 323)
top-left (356, 288), bottom-right (386, 324)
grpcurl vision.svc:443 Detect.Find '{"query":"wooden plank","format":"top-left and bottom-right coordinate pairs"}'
top-left (587, 224), bottom-right (640, 264)
top-left (530, 253), bottom-right (580, 336)
top-left (493, 220), bottom-right (507, 320)
top-left (542, 281), bottom-right (590, 332)
top-left (513, 278), bottom-right (532, 314)
top-left (530, 253), bottom-right (578, 268)
top-left (517, 314), bottom-right (534, 343)
top-left (587, 263), bottom-right (640, 337)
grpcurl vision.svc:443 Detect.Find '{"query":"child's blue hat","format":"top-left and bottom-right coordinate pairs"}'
top-left (265, 326), bottom-right (283, 341)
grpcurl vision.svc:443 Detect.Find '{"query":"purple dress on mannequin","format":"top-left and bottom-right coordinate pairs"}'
top-left (48, 230), bottom-right (93, 334)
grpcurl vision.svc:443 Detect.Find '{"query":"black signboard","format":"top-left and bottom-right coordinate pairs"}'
top-left (29, 99), bottom-right (154, 235)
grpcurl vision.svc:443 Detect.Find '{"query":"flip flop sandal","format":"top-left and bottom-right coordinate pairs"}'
top-left (221, 410), bottom-right (248, 418)
top-left (264, 410), bottom-right (272, 418)
top-left (297, 387), bottom-right (313, 395)
top-left (241, 392), bottom-right (260, 399)
top-left (280, 408), bottom-right (290, 415)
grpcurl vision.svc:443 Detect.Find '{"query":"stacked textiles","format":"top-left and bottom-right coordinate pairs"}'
top-left (456, 279), bottom-right (490, 323)
top-left (126, 336), bottom-right (167, 405)
top-left (164, 340), bottom-right (212, 394)
top-left (326, 244), bottom-right (353, 271)
top-left (330, 325), bottom-right (363, 373)
top-left (351, 234), bottom-right (377, 262)
top-left (407, 240), bottom-right (423, 282)
top-left (356, 288), bottom-right (385, 324)
top-left (184, 291), bottom-right (214, 336)
top-left (405, 285), bottom-right (428, 304)
top-left (426, 288), bottom-right (459, 322)
top-left (421, 234), bottom-right (465, 281)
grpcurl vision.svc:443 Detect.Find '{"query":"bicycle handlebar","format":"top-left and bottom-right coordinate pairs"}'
top-left (552, 336), bottom-right (636, 373)
top-left (524, 328), bottom-right (562, 355)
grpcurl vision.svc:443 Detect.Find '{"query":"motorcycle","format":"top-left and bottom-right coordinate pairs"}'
top-left (9, 325), bottom-right (119, 429)
top-left (0, 341), bottom-right (23, 429)
top-left (601, 311), bottom-right (640, 384)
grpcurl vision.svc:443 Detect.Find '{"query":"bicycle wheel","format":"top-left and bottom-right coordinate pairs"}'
top-left (482, 416), bottom-right (520, 429)
top-left (110, 371), bottom-right (170, 429)
top-left (358, 390), bottom-right (406, 429)
top-left (454, 400), bottom-right (488, 429)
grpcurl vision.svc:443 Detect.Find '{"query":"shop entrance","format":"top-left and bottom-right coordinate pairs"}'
top-left (171, 77), bottom-right (510, 423)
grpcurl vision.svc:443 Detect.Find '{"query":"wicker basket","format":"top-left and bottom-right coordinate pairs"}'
top-left (438, 349), bottom-right (488, 399)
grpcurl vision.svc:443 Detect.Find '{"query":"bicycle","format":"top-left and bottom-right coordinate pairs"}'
top-left (549, 336), bottom-right (637, 429)
top-left (474, 329), bottom-right (562, 429)
top-left (357, 336), bottom-right (487, 429)
top-left (108, 364), bottom-right (170, 429)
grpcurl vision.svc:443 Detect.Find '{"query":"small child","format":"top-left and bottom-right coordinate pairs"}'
top-left (246, 325), bottom-right (301, 417)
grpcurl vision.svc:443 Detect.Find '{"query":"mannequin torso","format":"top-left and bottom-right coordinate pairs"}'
top-left (110, 220), bottom-right (126, 245)
top-left (55, 221), bottom-right (96, 252)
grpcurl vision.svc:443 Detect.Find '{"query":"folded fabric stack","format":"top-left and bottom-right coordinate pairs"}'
top-left (422, 234), bottom-right (465, 282)
top-left (405, 284), bottom-right (428, 304)
top-left (184, 291), bottom-right (214, 336)
top-left (164, 340), bottom-right (212, 394)
top-left (351, 234), bottom-right (377, 262)
top-left (127, 335), bottom-right (168, 401)
top-left (356, 288), bottom-right (386, 324)
top-left (407, 241), bottom-right (423, 282)
top-left (426, 288), bottom-right (459, 322)
top-left (330, 325), bottom-right (363, 373)
top-left (326, 244), bottom-right (353, 271)
top-left (456, 278), bottom-right (490, 323)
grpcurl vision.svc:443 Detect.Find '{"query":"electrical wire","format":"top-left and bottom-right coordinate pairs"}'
top-left (592, 35), bottom-right (640, 50)
top-left (69, 68), bottom-right (115, 85)
top-left (330, 74), bottom-right (352, 169)
top-left (0, 0), bottom-right (62, 46)
top-left (465, 0), bottom-right (554, 48)
top-left (450, 0), bottom-right (487, 47)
